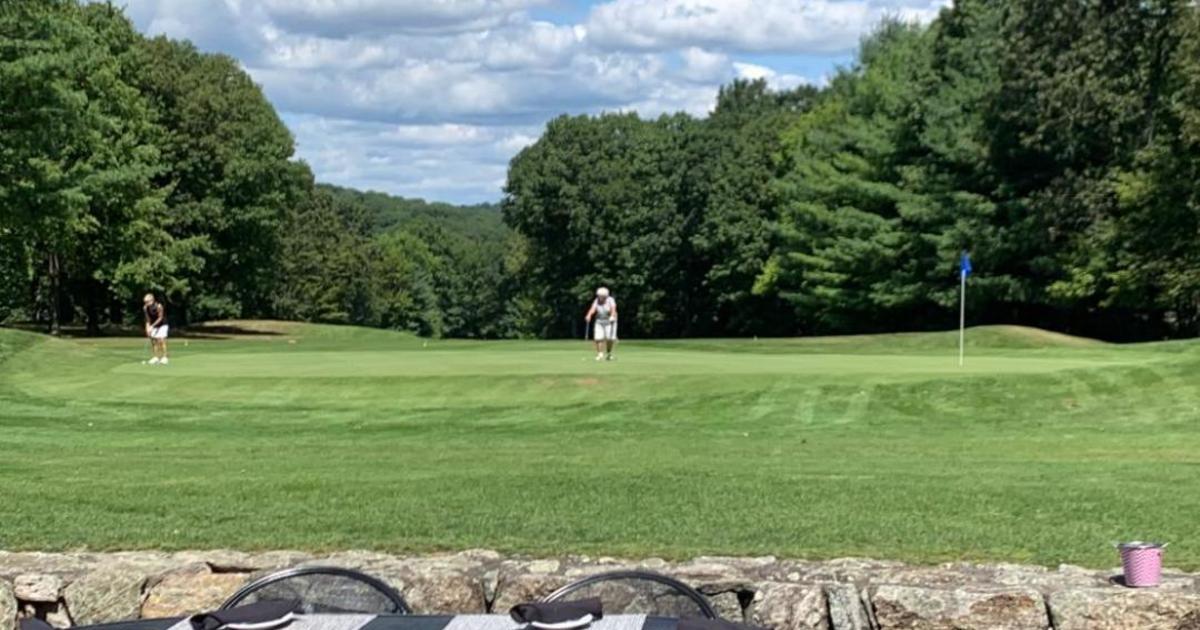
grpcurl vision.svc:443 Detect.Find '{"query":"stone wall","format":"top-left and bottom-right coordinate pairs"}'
top-left (1, 550), bottom-right (1199, 630)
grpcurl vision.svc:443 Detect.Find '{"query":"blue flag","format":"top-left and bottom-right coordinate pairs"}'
top-left (960, 252), bottom-right (973, 278)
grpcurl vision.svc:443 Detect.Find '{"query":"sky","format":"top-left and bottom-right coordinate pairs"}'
top-left (116, 0), bottom-right (951, 204)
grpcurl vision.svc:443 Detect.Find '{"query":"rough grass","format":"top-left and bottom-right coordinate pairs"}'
top-left (2, 322), bottom-right (1198, 569)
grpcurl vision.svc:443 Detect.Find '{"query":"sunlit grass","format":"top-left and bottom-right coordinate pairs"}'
top-left (2, 322), bottom-right (1197, 569)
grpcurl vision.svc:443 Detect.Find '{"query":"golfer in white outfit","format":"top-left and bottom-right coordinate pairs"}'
top-left (585, 287), bottom-right (618, 361)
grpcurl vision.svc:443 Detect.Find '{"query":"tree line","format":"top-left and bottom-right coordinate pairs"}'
top-left (0, 0), bottom-right (525, 338)
top-left (4, 0), bottom-right (1200, 341)
top-left (505, 0), bottom-right (1200, 341)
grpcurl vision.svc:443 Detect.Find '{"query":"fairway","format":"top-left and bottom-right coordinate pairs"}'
top-left (3, 322), bottom-right (1199, 569)
top-left (115, 348), bottom-right (1115, 378)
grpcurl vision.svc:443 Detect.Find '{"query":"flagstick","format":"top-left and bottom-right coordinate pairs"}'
top-left (958, 270), bottom-right (966, 367)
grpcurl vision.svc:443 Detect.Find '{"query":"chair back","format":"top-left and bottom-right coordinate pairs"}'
top-left (542, 571), bottom-right (717, 619)
top-left (221, 566), bottom-right (411, 614)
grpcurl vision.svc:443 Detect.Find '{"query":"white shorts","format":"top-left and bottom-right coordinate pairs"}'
top-left (150, 325), bottom-right (169, 340)
top-left (594, 320), bottom-right (617, 341)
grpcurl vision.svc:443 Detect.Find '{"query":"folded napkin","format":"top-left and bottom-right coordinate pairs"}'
top-left (678, 618), bottom-right (767, 630)
top-left (190, 599), bottom-right (300, 630)
top-left (510, 598), bottom-right (604, 624)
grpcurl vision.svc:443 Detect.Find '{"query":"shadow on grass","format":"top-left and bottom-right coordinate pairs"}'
top-left (4, 322), bottom-right (284, 339)
top-left (183, 323), bottom-right (286, 339)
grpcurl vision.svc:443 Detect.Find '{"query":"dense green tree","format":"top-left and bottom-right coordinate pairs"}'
top-left (131, 35), bottom-right (303, 322)
top-left (0, 0), bottom-right (533, 338)
top-left (274, 183), bottom-right (528, 339)
top-left (317, 184), bottom-right (528, 338)
top-left (273, 185), bottom-right (378, 325)
top-left (0, 229), bottom-right (28, 323)
top-left (371, 230), bottom-right (444, 336)
top-left (762, 22), bottom-right (938, 332)
top-left (0, 0), bottom-right (172, 334)
top-left (900, 0), bottom-right (1021, 320)
top-left (504, 113), bottom-right (701, 338)
top-left (1089, 4), bottom-right (1200, 333)
top-left (991, 0), bottom-right (1191, 337)
top-left (691, 80), bottom-right (819, 335)
top-left (759, 1), bottom-right (1200, 338)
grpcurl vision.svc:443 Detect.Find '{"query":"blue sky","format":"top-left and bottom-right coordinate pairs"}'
top-left (117, 0), bottom-right (948, 204)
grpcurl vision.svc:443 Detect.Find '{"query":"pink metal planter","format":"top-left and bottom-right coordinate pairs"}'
top-left (1119, 542), bottom-right (1167, 587)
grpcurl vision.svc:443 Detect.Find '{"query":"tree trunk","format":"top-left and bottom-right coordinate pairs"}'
top-left (28, 267), bottom-right (40, 326)
top-left (84, 281), bottom-right (101, 337)
top-left (48, 252), bottom-right (61, 335)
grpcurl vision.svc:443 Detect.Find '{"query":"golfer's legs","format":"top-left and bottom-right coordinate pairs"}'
top-left (150, 327), bottom-right (168, 358)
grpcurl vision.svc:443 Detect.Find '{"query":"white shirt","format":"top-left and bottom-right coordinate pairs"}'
top-left (593, 297), bottom-right (616, 323)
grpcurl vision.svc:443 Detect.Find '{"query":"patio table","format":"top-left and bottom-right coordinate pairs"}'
top-left (71, 614), bottom-right (680, 630)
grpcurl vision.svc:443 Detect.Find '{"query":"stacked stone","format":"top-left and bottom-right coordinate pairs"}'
top-left (1, 550), bottom-right (1199, 630)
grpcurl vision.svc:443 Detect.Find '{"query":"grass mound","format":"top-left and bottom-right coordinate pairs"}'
top-left (962, 325), bottom-right (1105, 348)
top-left (0, 327), bottom-right (42, 365)
top-left (189, 319), bottom-right (421, 344)
top-left (642, 325), bottom-right (1106, 355)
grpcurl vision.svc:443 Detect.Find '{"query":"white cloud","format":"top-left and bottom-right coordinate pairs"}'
top-left (497, 132), bottom-right (539, 153)
top-left (619, 85), bottom-right (720, 118)
top-left (732, 62), bottom-right (813, 92)
top-left (258, 0), bottom-right (551, 36)
top-left (732, 62), bottom-right (774, 81)
top-left (384, 123), bottom-right (494, 146)
top-left (109, 0), bottom-right (936, 203)
top-left (125, 0), bottom-right (274, 62)
top-left (679, 47), bottom-right (729, 83)
top-left (245, 60), bottom-right (521, 123)
top-left (287, 113), bottom-right (527, 202)
top-left (471, 21), bottom-right (584, 69)
top-left (587, 0), bottom-right (949, 54)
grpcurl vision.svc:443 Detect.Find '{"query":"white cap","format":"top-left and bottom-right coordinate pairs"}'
top-left (596, 287), bottom-right (610, 298)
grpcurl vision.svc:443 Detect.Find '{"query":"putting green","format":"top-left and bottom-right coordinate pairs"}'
top-left (110, 347), bottom-right (1123, 378)
top-left (2, 322), bottom-right (1199, 569)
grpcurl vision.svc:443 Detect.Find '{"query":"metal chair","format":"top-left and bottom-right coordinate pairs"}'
top-left (542, 571), bottom-right (717, 619)
top-left (220, 566), bottom-right (411, 614)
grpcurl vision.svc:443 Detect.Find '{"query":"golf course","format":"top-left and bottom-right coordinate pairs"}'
top-left (2, 321), bottom-right (1199, 569)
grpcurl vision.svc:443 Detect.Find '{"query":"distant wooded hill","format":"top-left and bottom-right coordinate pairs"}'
top-left (318, 184), bottom-right (506, 239)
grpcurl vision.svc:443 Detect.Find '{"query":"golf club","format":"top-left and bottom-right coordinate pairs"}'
top-left (585, 316), bottom-right (595, 362)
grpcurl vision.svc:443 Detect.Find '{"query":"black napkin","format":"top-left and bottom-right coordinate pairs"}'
top-left (190, 599), bottom-right (300, 630)
top-left (19, 619), bottom-right (55, 630)
top-left (510, 598), bottom-right (603, 624)
top-left (678, 619), bottom-right (767, 630)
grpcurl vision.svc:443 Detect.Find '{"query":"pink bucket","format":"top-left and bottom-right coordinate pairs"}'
top-left (1119, 542), bottom-right (1166, 587)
